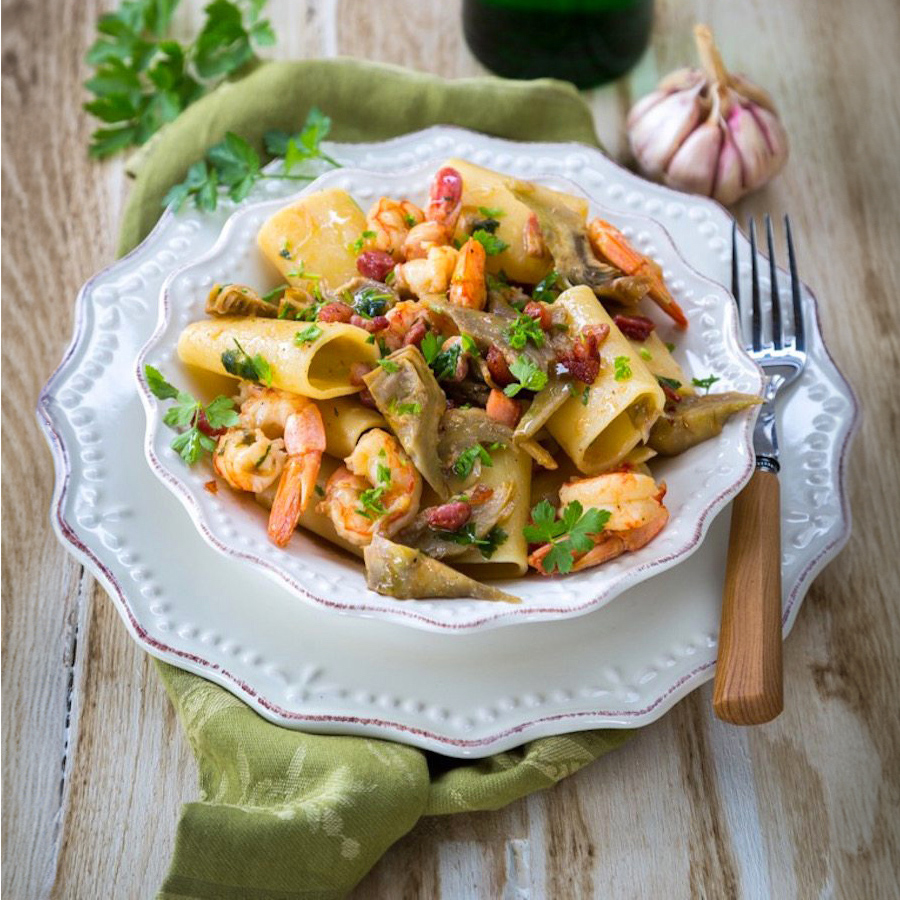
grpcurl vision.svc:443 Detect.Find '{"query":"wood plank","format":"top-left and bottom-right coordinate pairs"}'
top-left (3, 0), bottom-right (900, 896)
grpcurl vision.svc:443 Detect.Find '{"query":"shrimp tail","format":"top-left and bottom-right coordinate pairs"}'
top-left (267, 403), bottom-right (326, 547)
top-left (587, 218), bottom-right (688, 328)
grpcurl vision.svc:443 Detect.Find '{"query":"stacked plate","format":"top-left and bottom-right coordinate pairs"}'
top-left (40, 129), bottom-right (857, 757)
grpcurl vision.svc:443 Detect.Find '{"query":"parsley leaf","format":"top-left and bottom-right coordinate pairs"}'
top-left (295, 325), bottom-right (323, 345)
top-left (143, 365), bottom-right (238, 465)
top-left (452, 443), bottom-right (494, 478)
top-left (85, 0), bottom-right (275, 158)
top-left (613, 355), bottom-right (632, 381)
top-left (351, 286), bottom-right (393, 319)
top-left (221, 338), bottom-right (273, 384)
top-left (349, 229), bottom-right (377, 254)
top-left (486, 270), bottom-right (510, 293)
top-left (639, 347), bottom-right (653, 361)
top-left (657, 375), bottom-right (682, 391)
top-left (505, 313), bottom-right (545, 350)
top-left (164, 107), bottom-right (339, 211)
top-left (356, 486), bottom-right (387, 520)
top-left (144, 364), bottom-right (179, 400)
top-left (436, 524), bottom-right (507, 559)
top-left (471, 229), bottom-right (509, 256)
top-left (581, 385), bottom-right (590, 406)
top-left (389, 400), bottom-right (421, 416)
top-left (532, 270), bottom-right (564, 304)
top-left (376, 358), bottom-right (400, 373)
top-left (419, 332), bottom-right (442, 365)
top-left (692, 374), bottom-right (721, 393)
top-left (477, 206), bottom-right (504, 218)
top-left (523, 500), bottom-right (611, 574)
top-left (665, 341), bottom-right (676, 353)
top-left (460, 333), bottom-right (480, 357)
top-left (504, 355), bottom-right (548, 397)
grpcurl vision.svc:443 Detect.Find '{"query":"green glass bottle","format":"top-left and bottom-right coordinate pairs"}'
top-left (463, 0), bottom-right (654, 89)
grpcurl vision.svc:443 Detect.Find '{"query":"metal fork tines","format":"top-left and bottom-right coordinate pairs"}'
top-left (731, 215), bottom-right (809, 473)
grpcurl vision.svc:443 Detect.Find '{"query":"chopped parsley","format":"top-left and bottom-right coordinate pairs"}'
top-left (657, 375), bottom-right (682, 391)
top-left (351, 285), bottom-right (393, 319)
top-left (639, 347), bottom-right (653, 361)
top-left (349, 229), bottom-right (377, 254)
top-left (420, 332), bottom-right (462, 381)
top-left (504, 355), bottom-right (548, 397)
top-left (665, 342), bottom-right (676, 353)
top-left (356, 462), bottom-right (391, 519)
top-left (221, 339), bottom-right (273, 384)
top-left (523, 500), bottom-right (612, 574)
top-left (453, 443), bottom-right (494, 478)
top-left (532, 270), bottom-right (564, 304)
top-left (144, 365), bottom-right (239, 465)
top-left (284, 260), bottom-right (321, 280)
top-left (471, 229), bottom-right (509, 256)
top-left (460, 333), bottom-right (480, 357)
top-left (261, 283), bottom-right (289, 304)
top-left (581, 385), bottom-right (591, 406)
top-left (294, 325), bottom-right (323, 345)
top-left (613, 355), bottom-right (632, 382)
top-left (403, 213), bottom-right (418, 227)
top-left (389, 400), bottom-right (421, 416)
top-left (477, 206), bottom-right (504, 218)
top-left (505, 313), bottom-right (545, 350)
top-left (436, 524), bottom-right (508, 559)
top-left (376, 358), bottom-right (400, 373)
top-left (279, 239), bottom-right (292, 259)
top-left (692, 374), bottom-right (721, 393)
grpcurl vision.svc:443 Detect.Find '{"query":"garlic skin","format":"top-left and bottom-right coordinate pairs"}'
top-left (627, 25), bottom-right (788, 205)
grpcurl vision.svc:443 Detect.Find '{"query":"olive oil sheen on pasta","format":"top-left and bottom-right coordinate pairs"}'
top-left (462, 0), bottom-right (654, 88)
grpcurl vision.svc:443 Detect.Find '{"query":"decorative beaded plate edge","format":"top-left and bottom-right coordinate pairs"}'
top-left (38, 128), bottom-right (859, 756)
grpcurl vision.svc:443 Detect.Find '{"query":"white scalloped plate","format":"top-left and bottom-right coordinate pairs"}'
top-left (137, 162), bottom-right (762, 631)
top-left (39, 128), bottom-right (858, 756)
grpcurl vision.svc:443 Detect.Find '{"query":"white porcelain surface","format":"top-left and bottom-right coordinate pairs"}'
top-left (39, 128), bottom-right (858, 756)
top-left (138, 160), bottom-right (763, 631)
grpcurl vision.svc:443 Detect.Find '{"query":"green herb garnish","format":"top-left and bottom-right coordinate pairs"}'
top-left (665, 342), bottom-right (676, 353)
top-left (436, 524), bottom-right (507, 559)
top-left (349, 230), bottom-right (377, 254)
top-left (389, 400), bottom-right (421, 416)
top-left (352, 285), bottom-right (393, 319)
top-left (613, 355), bottom-right (632, 382)
top-left (639, 347), bottom-right (653, 361)
top-left (657, 375), bottom-right (682, 391)
top-left (692, 374), bottom-right (721, 393)
top-left (477, 206), bottom-right (504, 218)
top-left (294, 325), bottom-right (323, 345)
top-left (261, 283), bottom-right (289, 304)
top-left (532, 270), bottom-right (564, 304)
top-left (505, 313), bottom-right (545, 350)
top-left (504, 356), bottom-right (548, 397)
top-left (221, 339), bottom-right (272, 384)
top-left (471, 229), bottom-right (509, 256)
top-left (376, 358), bottom-right (400, 373)
top-left (523, 500), bottom-right (611, 574)
top-left (84, 0), bottom-right (276, 158)
top-left (144, 365), bottom-right (238, 464)
top-left (163, 107), bottom-right (338, 211)
top-left (453, 443), bottom-right (494, 478)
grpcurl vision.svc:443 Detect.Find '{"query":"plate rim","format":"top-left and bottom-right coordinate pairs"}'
top-left (37, 127), bottom-right (860, 755)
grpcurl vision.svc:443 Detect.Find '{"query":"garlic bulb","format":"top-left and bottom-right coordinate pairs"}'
top-left (627, 25), bottom-right (789, 205)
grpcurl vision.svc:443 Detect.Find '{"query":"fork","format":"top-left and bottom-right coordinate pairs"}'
top-left (712, 215), bottom-right (808, 725)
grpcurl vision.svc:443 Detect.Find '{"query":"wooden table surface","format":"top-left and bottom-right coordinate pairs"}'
top-left (4, 0), bottom-right (899, 896)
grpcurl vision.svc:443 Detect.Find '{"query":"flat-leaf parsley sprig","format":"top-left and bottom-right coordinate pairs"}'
top-left (163, 107), bottom-right (340, 212)
top-left (523, 499), bottom-right (611, 574)
top-left (144, 365), bottom-right (239, 464)
top-left (84, 0), bottom-right (276, 158)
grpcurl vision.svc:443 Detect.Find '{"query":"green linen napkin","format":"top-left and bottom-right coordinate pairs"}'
top-left (124, 59), bottom-right (631, 900)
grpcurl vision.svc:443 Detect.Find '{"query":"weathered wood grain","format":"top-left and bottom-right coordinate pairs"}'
top-left (3, 0), bottom-right (899, 897)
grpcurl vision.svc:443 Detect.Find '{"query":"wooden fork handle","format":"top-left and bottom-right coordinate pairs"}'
top-left (713, 468), bottom-right (784, 725)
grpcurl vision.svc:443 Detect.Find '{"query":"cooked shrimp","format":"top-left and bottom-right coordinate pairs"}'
top-left (320, 429), bottom-right (422, 546)
top-left (449, 237), bottom-right (486, 309)
top-left (217, 385), bottom-right (326, 547)
top-left (528, 471), bottom-right (669, 574)
top-left (214, 429), bottom-right (286, 494)
top-left (366, 197), bottom-right (425, 259)
top-left (394, 245), bottom-right (459, 300)
top-left (401, 166), bottom-right (464, 259)
top-left (587, 219), bottom-right (688, 328)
